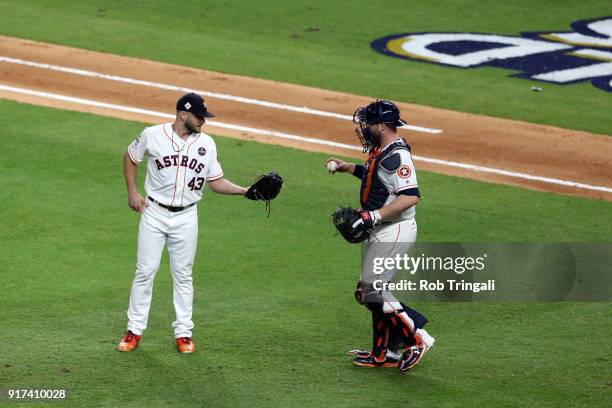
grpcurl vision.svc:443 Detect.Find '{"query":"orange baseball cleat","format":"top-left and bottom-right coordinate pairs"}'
top-left (176, 337), bottom-right (195, 353)
top-left (117, 330), bottom-right (141, 352)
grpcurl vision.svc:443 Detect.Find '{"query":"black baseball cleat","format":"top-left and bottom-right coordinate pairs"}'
top-left (398, 345), bottom-right (427, 372)
top-left (353, 355), bottom-right (399, 368)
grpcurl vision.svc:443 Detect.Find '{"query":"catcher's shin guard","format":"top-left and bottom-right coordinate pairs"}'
top-left (354, 280), bottom-right (383, 309)
top-left (401, 302), bottom-right (428, 329)
top-left (384, 302), bottom-right (424, 348)
top-left (370, 312), bottom-right (390, 361)
top-left (387, 304), bottom-right (427, 351)
top-left (386, 325), bottom-right (401, 354)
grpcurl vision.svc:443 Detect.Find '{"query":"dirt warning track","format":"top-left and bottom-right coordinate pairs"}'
top-left (1, 36), bottom-right (611, 200)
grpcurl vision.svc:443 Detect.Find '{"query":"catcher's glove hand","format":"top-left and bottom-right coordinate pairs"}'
top-left (332, 207), bottom-right (374, 243)
top-left (245, 171), bottom-right (284, 215)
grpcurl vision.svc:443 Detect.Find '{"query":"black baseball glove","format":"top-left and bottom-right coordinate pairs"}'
top-left (332, 207), bottom-right (374, 243)
top-left (245, 172), bottom-right (283, 215)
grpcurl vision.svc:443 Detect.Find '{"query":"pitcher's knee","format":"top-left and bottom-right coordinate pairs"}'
top-left (134, 264), bottom-right (159, 282)
top-left (173, 270), bottom-right (193, 286)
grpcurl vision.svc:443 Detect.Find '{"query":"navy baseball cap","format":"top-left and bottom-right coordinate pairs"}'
top-left (363, 100), bottom-right (407, 127)
top-left (176, 93), bottom-right (215, 118)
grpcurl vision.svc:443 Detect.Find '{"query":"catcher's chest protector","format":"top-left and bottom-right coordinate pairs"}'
top-left (360, 141), bottom-right (409, 211)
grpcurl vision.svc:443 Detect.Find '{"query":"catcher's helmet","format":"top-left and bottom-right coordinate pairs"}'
top-left (353, 100), bottom-right (407, 152)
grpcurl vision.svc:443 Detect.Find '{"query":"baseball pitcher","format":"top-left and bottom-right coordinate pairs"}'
top-left (117, 93), bottom-right (282, 353)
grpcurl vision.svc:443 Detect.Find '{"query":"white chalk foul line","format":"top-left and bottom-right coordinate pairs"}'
top-left (0, 84), bottom-right (610, 194)
top-left (0, 84), bottom-right (363, 151)
top-left (0, 56), bottom-right (442, 134)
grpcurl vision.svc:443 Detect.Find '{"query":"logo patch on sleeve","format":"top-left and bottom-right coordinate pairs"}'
top-left (198, 147), bottom-right (207, 156)
top-left (397, 165), bottom-right (411, 179)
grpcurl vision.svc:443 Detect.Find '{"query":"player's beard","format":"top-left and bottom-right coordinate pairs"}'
top-left (185, 119), bottom-right (201, 134)
top-left (369, 126), bottom-right (382, 147)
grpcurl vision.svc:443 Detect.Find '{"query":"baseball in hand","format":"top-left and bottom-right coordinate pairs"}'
top-left (327, 161), bottom-right (338, 172)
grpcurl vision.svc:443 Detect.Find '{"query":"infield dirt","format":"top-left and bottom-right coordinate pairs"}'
top-left (1, 36), bottom-right (610, 200)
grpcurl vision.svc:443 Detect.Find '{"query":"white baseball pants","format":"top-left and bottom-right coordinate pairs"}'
top-left (362, 218), bottom-right (419, 318)
top-left (126, 202), bottom-right (198, 338)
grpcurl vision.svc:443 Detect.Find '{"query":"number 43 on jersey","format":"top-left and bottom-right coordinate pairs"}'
top-left (188, 177), bottom-right (205, 191)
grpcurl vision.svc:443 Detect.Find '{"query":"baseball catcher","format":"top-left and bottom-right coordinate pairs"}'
top-left (328, 100), bottom-right (435, 372)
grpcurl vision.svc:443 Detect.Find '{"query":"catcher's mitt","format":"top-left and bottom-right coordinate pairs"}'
top-left (245, 171), bottom-right (283, 215)
top-left (332, 207), bottom-right (374, 243)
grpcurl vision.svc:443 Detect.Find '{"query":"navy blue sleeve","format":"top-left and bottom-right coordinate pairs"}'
top-left (397, 187), bottom-right (420, 197)
top-left (353, 164), bottom-right (366, 179)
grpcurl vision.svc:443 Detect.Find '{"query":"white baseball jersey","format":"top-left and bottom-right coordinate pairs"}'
top-left (378, 147), bottom-right (419, 221)
top-left (127, 123), bottom-right (223, 207)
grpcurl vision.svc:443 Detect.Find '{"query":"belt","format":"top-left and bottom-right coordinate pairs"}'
top-left (380, 219), bottom-right (413, 226)
top-left (147, 196), bottom-right (196, 212)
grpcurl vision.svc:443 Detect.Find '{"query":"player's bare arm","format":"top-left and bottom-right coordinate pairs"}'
top-left (378, 194), bottom-right (420, 221)
top-left (207, 177), bottom-right (248, 195)
top-left (123, 151), bottom-right (148, 212)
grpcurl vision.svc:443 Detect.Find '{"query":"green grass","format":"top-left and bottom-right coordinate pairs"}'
top-left (0, 1), bottom-right (611, 134)
top-left (1, 101), bottom-right (611, 407)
